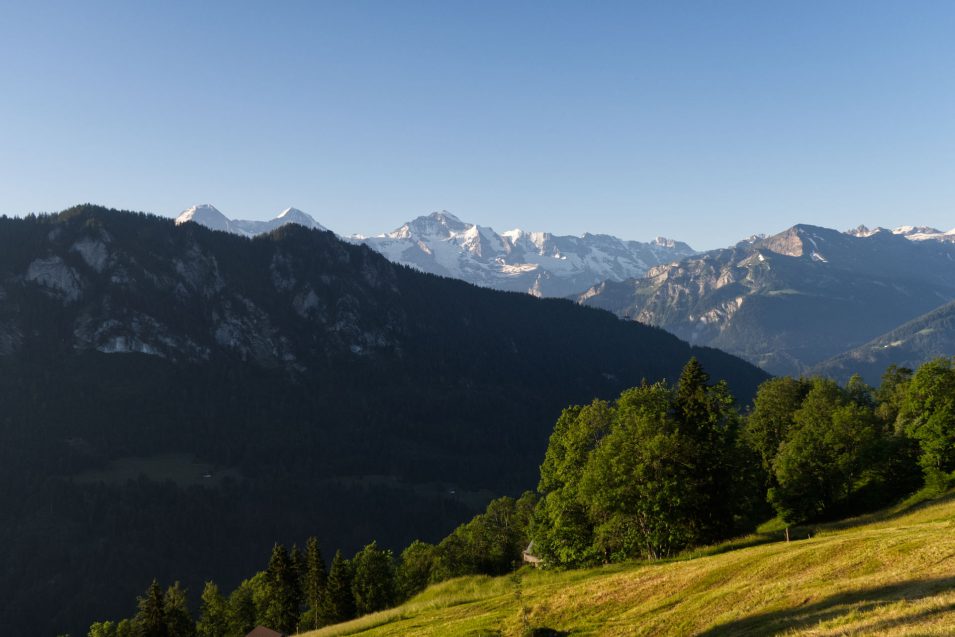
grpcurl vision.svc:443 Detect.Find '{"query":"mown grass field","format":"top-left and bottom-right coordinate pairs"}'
top-left (300, 491), bottom-right (955, 636)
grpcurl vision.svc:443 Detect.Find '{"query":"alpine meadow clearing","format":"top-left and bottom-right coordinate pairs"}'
top-left (301, 490), bottom-right (955, 637)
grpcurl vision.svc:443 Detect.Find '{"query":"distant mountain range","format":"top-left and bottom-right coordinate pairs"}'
top-left (353, 211), bottom-right (696, 297)
top-left (811, 300), bottom-right (955, 384)
top-left (175, 205), bottom-right (696, 298)
top-left (0, 205), bottom-right (765, 636)
top-left (578, 224), bottom-right (955, 376)
top-left (175, 205), bottom-right (955, 376)
top-left (847, 224), bottom-right (955, 242)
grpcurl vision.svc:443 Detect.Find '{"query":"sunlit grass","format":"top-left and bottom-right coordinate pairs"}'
top-left (300, 489), bottom-right (955, 636)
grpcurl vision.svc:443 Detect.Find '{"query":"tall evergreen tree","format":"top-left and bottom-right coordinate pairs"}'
top-left (322, 550), bottom-right (355, 624)
top-left (263, 543), bottom-right (298, 634)
top-left (134, 580), bottom-right (167, 637)
top-left (673, 358), bottom-right (751, 543)
top-left (301, 537), bottom-right (327, 630)
top-left (195, 582), bottom-right (228, 637)
top-left (163, 582), bottom-right (194, 637)
top-left (289, 543), bottom-right (305, 622)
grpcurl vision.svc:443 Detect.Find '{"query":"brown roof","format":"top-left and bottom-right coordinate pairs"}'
top-left (245, 628), bottom-right (286, 637)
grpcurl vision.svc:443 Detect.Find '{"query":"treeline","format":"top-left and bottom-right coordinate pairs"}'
top-left (89, 357), bottom-right (955, 635)
top-left (535, 357), bottom-right (953, 566)
top-left (88, 494), bottom-right (538, 636)
top-left (89, 537), bottom-right (389, 637)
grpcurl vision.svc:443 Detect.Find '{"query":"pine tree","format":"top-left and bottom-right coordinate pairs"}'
top-left (301, 536), bottom-right (327, 630)
top-left (289, 543), bottom-right (305, 622)
top-left (674, 358), bottom-right (747, 543)
top-left (196, 582), bottom-right (228, 637)
top-left (264, 543), bottom-right (298, 633)
top-left (322, 550), bottom-right (355, 624)
top-left (134, 579), bottom-right (167, 637)
top-left (163, 581), bottom-right (194, 637)
top-left (676, 357), bottom-right (711, 438)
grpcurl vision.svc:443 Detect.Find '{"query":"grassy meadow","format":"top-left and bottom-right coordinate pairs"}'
top-left (300, 490), bottom-right (955, 636)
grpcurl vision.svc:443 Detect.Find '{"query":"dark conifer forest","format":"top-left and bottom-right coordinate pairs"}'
top-left (0, 206), bottom-right (767, 636)
top-left (88, 356), bottom-right (954, 637)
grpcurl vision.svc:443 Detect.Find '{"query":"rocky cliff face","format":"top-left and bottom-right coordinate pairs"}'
top-left (579, 225), bottom-right (955, 375)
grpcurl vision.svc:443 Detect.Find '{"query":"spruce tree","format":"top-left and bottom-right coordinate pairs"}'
top-left (322, 550), bottom-right (355, 624)
top-left (302, 536), bottom-right (328, 629)
top-left (674, 358), bottom-right (746, 543)
top-left (163, 581), bottom-right (194, 637)
top-left (264, 543), bottom-right (298, 633)
top-left (289, 543), bottom-right (305, 622)
top-left (196, 582), bottom-right (229, 637)
top-left (134, 579), bottom-right (167, 637)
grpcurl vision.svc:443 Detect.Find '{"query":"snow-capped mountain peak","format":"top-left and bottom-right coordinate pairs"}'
top-left (388, 211), bottom-right (470, 240)
top-left (175, 204), bottom-right (232, 232)
top-left (175, 204), bottom-right (697, 297)
top-left (175, 205), bottom-right (327, 236)
top-left (357, 211), bottom-right (696, 297)
top-left (845, 224), bottom-right (955, 243)
top-left (845, 225), bottom-right (884, 238)
top-left (892, 225), bottom-right (955, 242)
top-left (272, 207), bottom-right (327, 231)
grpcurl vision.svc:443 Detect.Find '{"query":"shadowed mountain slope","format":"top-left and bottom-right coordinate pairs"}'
top-left (0, 205), bottom-right (765, 636)
top-left (812, 300), bottom-right (955, 384)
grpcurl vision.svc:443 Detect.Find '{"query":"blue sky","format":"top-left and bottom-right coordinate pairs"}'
top-left (1, 1), bottom-right (953, 249)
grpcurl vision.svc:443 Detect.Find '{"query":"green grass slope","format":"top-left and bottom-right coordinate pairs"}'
top-left (302, 492), bottom-right (955, 636)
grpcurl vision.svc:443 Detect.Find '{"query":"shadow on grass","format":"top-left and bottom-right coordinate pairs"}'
top-left (697, 575), bottom-right (955, 636)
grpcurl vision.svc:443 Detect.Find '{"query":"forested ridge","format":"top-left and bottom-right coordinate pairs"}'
top-left (0, 206), bottom-right (767, 636)
top-left (88, 356), bottom-right (955, 637)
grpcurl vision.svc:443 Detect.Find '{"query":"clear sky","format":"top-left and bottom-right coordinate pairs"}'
top-left (1, 1), bottom-right (953, 249)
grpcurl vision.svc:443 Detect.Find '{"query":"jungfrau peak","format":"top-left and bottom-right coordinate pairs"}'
top-left (175, 205), bottom-right (696, 298)
top-left (355, 211), bottom-right (696, 298)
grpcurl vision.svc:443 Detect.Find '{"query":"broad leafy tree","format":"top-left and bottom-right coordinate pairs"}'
top-left (898, 358), bottom-right (955, 487)
top-left (395, 540), bottom-right (438, 601)
top-left (351, 541), bottom-right (396, 616)
top-left (768, 379), bottom-right (883, 523)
